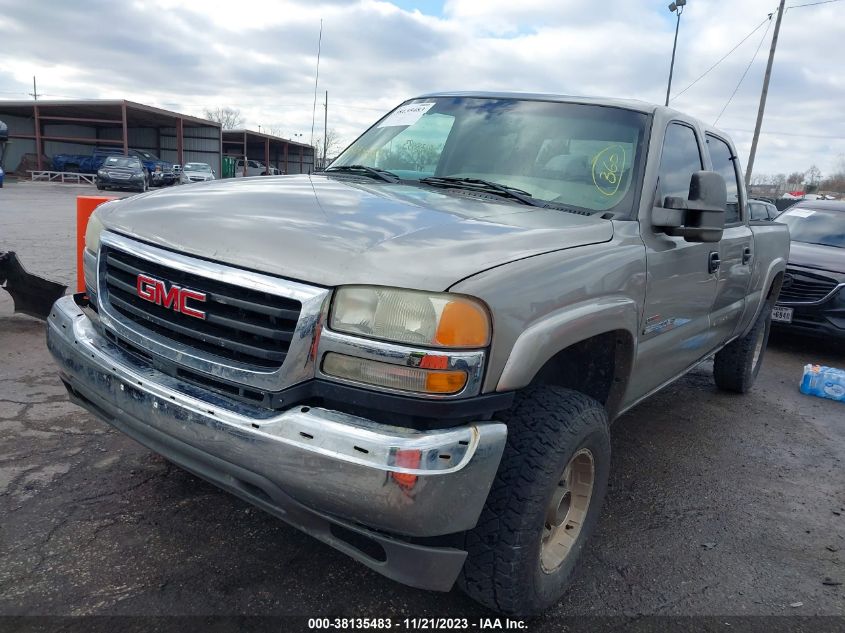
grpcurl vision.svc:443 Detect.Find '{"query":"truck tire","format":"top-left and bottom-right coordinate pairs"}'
top-left (713, 303), bottom-right (772, 393)
top-left (458, 385), bottom-right (610, 615)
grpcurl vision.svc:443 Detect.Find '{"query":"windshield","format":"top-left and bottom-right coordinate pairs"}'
top-left (184, 163), bottom-right (211, 172)
top-left (778, 207), bottom-right (845, 248)
top-left (331, 97), bottom-right (648, 214)
top-left (134, 150), bottom-right (158, 160)
top-left (104, 156), bottom-right (140, 168)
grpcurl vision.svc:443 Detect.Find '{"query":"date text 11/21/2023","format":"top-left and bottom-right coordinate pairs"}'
top-left (307, 618), bottom-right (528, 630)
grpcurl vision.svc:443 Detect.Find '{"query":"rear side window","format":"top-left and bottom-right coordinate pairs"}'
top-left (749, 202), bottom-right (768, 221)
top-left (706, 135), bottom-right (742, 224)
top-left (657, 123), bottom-right (702, 205)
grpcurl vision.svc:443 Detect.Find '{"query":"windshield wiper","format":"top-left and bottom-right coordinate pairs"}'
top-left (323, 165), bottom-right (399, 183)
top-left (419, 176), bottom-right (541, 207)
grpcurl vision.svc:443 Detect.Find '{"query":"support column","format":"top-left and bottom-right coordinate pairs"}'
top-left (176, 117), bottom-right (184, 166)
top-left (299, 145), bottom-right (303, 174)
top-left (283, 142), bottom-right (288, 174)
top-left (121, 102), bottom-right (129, 155)
top-left (34, 104), bottom-right (42, 170)
top-left (243, 132), bottom-right (248, 176)
top-left (264, 137), bottom-right (270, 174)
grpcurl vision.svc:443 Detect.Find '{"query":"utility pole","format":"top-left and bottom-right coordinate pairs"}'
top-left (323, 90), bottom-right (328, 169)
top-left (745, 0), bottom-right (785, 186)
top-left (29, 76), bottom-right (38, 101)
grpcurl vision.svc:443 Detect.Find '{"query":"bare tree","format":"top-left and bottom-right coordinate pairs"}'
top-left (820, 157), bottom-right (845, 193)
top-left (805, 164), bottom-right (822, 186)
top-left (786, 172), bottom-right (805, 189)
top-left (203, 106), bottom-right (245, 130)
top-left (315, 128), bottom-right (344, 168)
top-left (262, 125), bottom-right (285, 138)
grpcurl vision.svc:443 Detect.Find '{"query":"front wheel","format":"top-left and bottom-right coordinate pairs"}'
top-left (458, 385), bottom-right (611, 616)
top-left (713, 304), bottom-right (772, 393)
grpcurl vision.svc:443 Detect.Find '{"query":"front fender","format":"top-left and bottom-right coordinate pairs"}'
top-left (496, 295), bottom-right (639, 392)
top-left (740, 254), bottom-right (788, 337)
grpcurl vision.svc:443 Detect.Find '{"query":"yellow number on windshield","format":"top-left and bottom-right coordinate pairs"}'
top-left (592, 145), bottom-right (627, 197)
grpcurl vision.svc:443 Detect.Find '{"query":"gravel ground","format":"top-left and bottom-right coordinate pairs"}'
top-left (0, 182), bottom-right (843, 630)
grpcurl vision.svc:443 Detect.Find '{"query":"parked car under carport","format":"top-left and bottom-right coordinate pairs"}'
top-left (96, 155), bottom-right (149, 193)
top-left (179, 162), bottom-right (216, 183)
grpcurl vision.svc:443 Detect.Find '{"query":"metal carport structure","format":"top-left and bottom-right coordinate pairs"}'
top-left (223, 129), bottom-right (314, 176)
top-left (0, 100), bottom-right (222, 175)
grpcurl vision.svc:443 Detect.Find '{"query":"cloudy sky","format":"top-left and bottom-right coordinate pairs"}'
top-left (1, 0), bottom-right (843, 177)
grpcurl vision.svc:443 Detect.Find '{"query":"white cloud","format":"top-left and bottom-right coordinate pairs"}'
top-left (0, 0), bottom-right (842, 176)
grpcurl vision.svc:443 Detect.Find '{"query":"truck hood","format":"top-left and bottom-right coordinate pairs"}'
top-left (97, 174), bottom-right (614, 290)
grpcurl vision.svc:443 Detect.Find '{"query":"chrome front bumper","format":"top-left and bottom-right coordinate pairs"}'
top-left (46, 294), bottom-right (507, 590)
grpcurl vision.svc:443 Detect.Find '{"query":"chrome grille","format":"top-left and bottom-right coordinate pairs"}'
top-left (778, 268), bottom-right (839, 303)
top-left (102, 245), bottom-right (302, 369)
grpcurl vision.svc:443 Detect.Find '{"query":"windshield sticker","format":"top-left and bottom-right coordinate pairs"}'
top-left (788, 208), bottom-right (815, 218)
top-left (592, 145), bottom-right (626, 196)
top-left (377, 102), bottom-right (436, 128)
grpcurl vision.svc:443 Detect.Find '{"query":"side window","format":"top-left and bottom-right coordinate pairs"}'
top-left (706, 134), bottom-right (741, 224)
top-left (749, 202), bottom-right (767, 221)
top-left (657, 123), bottom-right (703, 205)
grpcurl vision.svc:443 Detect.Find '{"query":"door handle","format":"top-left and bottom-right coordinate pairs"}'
top-left (709, 251), bottom-right (721, 274)
top-left (742, 246), bottom-right (752, 265)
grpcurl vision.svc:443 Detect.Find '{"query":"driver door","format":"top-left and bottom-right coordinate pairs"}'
top-left (628, 122), bottom-right (719, 399)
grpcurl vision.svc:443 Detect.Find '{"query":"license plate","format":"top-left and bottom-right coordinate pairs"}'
top-left (771, 305), bottom-right (793, 323)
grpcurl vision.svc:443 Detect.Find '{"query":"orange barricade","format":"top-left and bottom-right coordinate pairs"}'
top-left (76, 196), bottom-right (116, 292)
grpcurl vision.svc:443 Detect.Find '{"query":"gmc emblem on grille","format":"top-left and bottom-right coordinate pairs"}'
top-left (136, 274), bottom-right (207, 320)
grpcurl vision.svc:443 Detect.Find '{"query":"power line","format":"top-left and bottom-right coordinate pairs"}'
top-left (722, 127), bottom-right (845, 140)
top-left (669, 15), bottom-right (772, 102)
top-left (714, 15), bottom-right (773, 125)
top-left (786, 0), bottom-right (843, 8)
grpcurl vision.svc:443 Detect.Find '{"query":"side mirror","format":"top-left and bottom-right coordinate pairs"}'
top-left (652, 171), bottom-right (727, 243)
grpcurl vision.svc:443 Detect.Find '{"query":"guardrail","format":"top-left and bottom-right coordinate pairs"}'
top-left (28, 170), bottom-right (96, 185)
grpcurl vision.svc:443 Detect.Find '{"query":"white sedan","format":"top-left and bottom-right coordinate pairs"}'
top-left (180, 162), bottom-right (216, 183)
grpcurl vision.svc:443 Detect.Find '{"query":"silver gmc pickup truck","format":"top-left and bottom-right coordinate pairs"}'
top-left (47, 93), bottom-right (790, 615)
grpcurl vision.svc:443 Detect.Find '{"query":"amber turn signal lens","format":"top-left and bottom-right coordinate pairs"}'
top-left (323, 353), bottom-right (468, 395)
top-left (435, 300), bottom-right (490, 348)
top-left (424, 370), bottom-right (468, 393)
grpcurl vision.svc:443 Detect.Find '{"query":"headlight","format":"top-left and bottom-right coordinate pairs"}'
top-left (97, 169), bottom-right (106, 176)
top-left (84, 212), bottom-right (105, 254)
top-left (330, 286), bottom-right (490, 348)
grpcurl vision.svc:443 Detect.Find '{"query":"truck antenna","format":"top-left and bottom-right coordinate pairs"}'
top-left (310, 19), bottom-right (323, 151)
